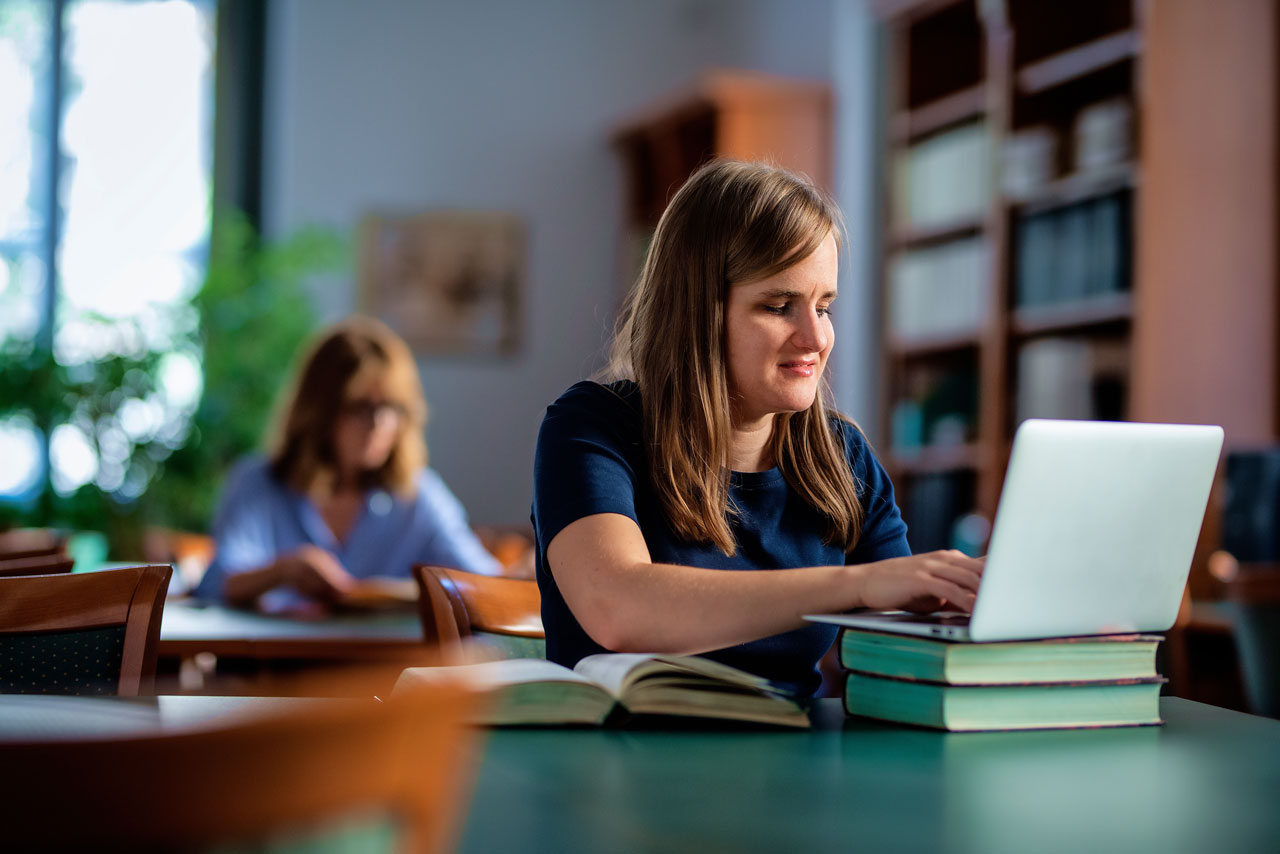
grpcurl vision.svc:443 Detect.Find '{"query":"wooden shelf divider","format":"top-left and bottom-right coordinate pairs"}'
top-left (889, 216), bottom-right (985, 250)
top-left (1012, 293), bottom-right (1134, 337)
top-left (888, 330), bottom-right (983, 359)
top-left (1016, 29), bottom-right (1140, 95)
top-left (1013, 162), bottom-right (1136, 217)
top-left (892, 84), bottom-right (986, 142)
top-left (890, 442), bottom-right (986, 476)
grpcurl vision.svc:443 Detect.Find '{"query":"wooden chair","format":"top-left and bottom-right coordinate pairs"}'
top-left (472, 524), bottom-right (536, 578)
top-left (0, 553), bottom-right (76, 578)
top-left (0, 564), bottom-right (171, 696)
top-left (414, 564), bottom-right (543, 657)
top-left (0, 527), bottom-right (65, 560)
top-left (0, 677), bottom-right (485, 852)
top-left (144, 525), bottom-right (216, 589)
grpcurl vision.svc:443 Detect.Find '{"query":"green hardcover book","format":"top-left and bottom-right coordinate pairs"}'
top-left (844, 671), bottom-right (1165, 732)
top-left (838, 628), bottom-right (1162, 685)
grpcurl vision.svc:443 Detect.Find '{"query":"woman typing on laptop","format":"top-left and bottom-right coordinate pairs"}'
top-left (532, 160), bottom-right (983, 698)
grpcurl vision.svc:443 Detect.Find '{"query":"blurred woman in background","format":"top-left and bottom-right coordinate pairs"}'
top-left (197, 315), bottom-right (501, 611)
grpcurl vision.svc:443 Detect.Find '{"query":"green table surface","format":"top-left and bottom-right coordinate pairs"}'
top-left (459, 697), bottom-right (1280, 854)
top-left (1, 695), bottom-right (1274, 852)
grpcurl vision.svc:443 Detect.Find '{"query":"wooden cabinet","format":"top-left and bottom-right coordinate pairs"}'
top-left (613, 71), bottom-right (832, 287)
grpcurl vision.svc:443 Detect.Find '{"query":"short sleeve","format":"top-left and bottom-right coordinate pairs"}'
top-left (194, 458), bottom-right (279, 600)
top-left (533, 382), bottom-right (644, 554)
top-left (841, 422), bottom-right (912, 564)
top-left (412, 469), bottom-right (503, 576)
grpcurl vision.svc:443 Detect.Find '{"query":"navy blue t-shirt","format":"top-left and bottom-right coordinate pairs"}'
top-left (531, 380), bottom-right (910, 698)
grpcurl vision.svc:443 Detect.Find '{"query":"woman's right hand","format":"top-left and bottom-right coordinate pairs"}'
top-left (279, 545), bottom-right (357, 602)
top-left (852, 550), bottom-right (985, 614)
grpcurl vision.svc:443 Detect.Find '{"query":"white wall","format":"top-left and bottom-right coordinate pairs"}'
top-left (262, 0), bottom-right (879, 525)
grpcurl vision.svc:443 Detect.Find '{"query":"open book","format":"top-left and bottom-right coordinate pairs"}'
top-left (393, 654), bottom-right (810, 728)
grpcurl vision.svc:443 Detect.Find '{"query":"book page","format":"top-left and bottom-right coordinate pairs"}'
top-left (394, 659), bottom-right (616, 726)
top-left (574, 654), bottom-right (776, 695)
top-left (395, 659), bottom-right (591, 693)
top-left (571, 654), bottom-right (809, 728)
top-left (573, 653), bottom-right (659, 696)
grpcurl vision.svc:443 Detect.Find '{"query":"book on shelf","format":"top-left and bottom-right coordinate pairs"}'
top-left (1074, 98), bottom-right (1133, 173)
top-left (836, 628), bottom-right (1162, 685)
top-left (889, 237), bottom-right (988, 343)
top-left (891, 362), bottom-right (978, 455)
top-left (1016, 336), bottom-right (1129, 423)
top-left (894, 121), bottom-right (990, 229)
top-left (1001, 125), bottom-right (1058, 201)
top-left (1014, 190), bottom-right (1131, 310)
top-left (843, 671), bottom-right (1165, 732)
top-left (902, 469), bottom-right (975, 554)
top-left (392, 654), bottom-right (810, 729)
top-left (1223, 449), bottom-right (1280, 561)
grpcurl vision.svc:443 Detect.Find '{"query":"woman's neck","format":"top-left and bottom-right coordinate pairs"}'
top-left (728, 416), bottom-right (775, 472)
top-left (330, 465), bottom-right (366, 495)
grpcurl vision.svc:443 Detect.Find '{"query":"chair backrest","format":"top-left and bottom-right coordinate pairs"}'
top-left (0, 564), bottom-right (171, 696)
top-left (0, 527), bottom-right (64, 561)
top-left (0, 553), bottom-right (76, 578)
top-left (414, 565), bottom-right (542, 650)
top-left (0, 678), bottom-right (485, 852)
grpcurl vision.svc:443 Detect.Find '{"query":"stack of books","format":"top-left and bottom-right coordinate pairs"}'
top-left (834, 628), bottom-right (1165, 732)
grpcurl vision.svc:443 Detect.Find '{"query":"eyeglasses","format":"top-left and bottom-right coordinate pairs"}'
top-left (339, 399), bottom-right (408, 423)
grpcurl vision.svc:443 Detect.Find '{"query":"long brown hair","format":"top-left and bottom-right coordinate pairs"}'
top-left (607, 159), bottom-right (864, 555)
top-left (268, 316), bottom-right (427, 499)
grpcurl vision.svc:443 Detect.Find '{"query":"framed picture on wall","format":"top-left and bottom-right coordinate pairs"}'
top-left (357, 211), bottom-right (526, 356)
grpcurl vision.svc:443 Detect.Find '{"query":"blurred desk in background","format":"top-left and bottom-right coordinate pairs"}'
top-left (157, 600), bottom-right (430, 694)
top-left (159, 600), bottom-right (425, 660)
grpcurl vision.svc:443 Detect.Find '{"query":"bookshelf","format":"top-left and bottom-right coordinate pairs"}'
top-left (612, 71), bottom-right (832, 291)
top-left (877, 0), bottom-right (1145, 552)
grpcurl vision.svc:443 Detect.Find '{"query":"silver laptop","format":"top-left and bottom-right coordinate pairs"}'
top-left (807, 419), bottom-right (1224, 642)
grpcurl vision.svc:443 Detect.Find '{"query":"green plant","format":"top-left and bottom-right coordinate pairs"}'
top-left (0, 212), bottom-right (348, 553)
top-left (0, 326), bottom-right (168, 555)
top-left (144, 214), bottom-right (348, 533)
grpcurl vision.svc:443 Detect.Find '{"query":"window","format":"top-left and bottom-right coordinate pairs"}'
top-left (0, 0), bottom-right (215, 509)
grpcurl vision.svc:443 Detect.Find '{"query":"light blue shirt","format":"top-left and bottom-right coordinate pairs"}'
top-left (195, 456), bottom-right (501, 608)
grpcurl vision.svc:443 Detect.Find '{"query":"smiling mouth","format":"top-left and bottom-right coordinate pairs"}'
top-left (780, 360), bottom-right (818, 376)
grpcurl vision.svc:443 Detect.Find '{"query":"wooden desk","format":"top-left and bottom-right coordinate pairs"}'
top-left (158, 600), bottom-right (426, 662)
top-left (0, 696), bottom-right (1275, 851)
top-left (157, 601), bottom-right (431, 694)
top-left (462, 698), bottom-right (1280, 854)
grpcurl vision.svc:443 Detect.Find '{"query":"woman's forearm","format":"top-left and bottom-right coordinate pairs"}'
top-left (569, 558), bottom-right (862, 655)
top-left (222, 560), bottom-right (289, 608)
top-left (548, 513), bottom-right (981, 656)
